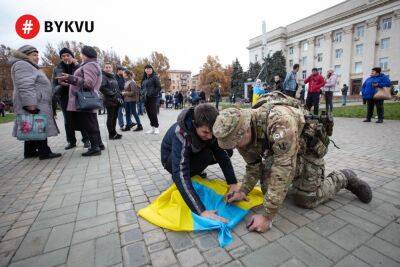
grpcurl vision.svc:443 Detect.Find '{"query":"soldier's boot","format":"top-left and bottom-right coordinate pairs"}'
top-left (341, 169), bottom-right (372, 203)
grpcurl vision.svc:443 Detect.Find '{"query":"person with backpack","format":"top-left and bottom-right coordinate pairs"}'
top-left (213, 91), bottom-right (372, 233)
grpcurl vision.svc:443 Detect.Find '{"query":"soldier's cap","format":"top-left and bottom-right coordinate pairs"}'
top-left (212, 108), bottom-right (252, 149)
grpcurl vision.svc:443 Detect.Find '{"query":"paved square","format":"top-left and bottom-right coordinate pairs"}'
top-left (0, 108), bottom-right (399, 266)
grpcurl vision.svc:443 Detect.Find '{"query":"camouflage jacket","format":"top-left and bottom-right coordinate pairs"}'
top-left (238, 93), bottom-right (307, 220)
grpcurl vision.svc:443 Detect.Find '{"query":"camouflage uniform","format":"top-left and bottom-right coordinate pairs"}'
top-left (213, 92), bottom-right (349, 220)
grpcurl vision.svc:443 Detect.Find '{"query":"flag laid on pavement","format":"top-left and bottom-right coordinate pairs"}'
top-left (138, 175), bottom-right (263, 247)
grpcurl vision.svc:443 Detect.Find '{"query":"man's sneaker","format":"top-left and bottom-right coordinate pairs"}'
top-left (154, 127), bottom-right (160, 134)
top-left (363, 119), bottom-right (371, 122)
top-left (146, 127), bottom-right (155, 134)
top-left (39, 152), bottom-right (62, 160)
top-left (65, 143), bottom-right (76, 150)
top-left (99, 143), bottom-right (105, 150)
top-left (376, 120), bottom-right (383, 123)
top-left (82, 148), bottom-right (101, 157)
top-left (110, 134), bottom-right (122, 140)
top-left (341, 169), bottom-right (372, 203)
top-left (83, 141), bottom-right (91, 148)
top-left (133, 125), bottom-right (143, 131)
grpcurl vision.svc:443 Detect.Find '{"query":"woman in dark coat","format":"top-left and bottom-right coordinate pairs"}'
top-left (141, 65), bottom-right (161, 134)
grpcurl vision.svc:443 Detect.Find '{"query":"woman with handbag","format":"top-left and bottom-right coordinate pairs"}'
top-left (10, 45), bottom-right (61, 160)
top-left (100, 63), bottom-right (123, 139)
top-left (361, 67), bottom-right (392, 123)
top-left (58, 46), bottom-right (104, 156)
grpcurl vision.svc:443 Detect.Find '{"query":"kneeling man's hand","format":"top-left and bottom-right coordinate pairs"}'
top-left (247, 214), bottom-right (272, 233)
top-left (227, 183), bottom-right (240, 195)
top-left (226, 191), bottom-right (247, 203)
top-left (201, 210), bottom-right (228, 223)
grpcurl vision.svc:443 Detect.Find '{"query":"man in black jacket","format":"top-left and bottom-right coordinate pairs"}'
top-left (115, 66), bottom-right (126, 129)
top-left (52, 48), bottom-right (90, 150)
top-left (161, 104), bottom-right (239, 222)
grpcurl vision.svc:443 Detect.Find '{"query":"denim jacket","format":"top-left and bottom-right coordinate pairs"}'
top-left (283, 71), bottom-right (297, 91)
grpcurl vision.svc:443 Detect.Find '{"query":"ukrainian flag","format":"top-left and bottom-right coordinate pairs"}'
top-left (138, 176), bottom-right (263, 247)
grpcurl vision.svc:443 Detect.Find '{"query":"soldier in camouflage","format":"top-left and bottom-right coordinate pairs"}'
top-left (213, 91), bottom-right (372, 232)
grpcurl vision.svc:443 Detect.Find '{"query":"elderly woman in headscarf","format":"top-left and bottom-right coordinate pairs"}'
top-left (10, 45), bottom-right (61, 160)
top-left (252, 78), bottom-right (265, 106)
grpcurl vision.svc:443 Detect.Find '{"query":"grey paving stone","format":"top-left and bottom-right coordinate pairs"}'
top-left (240, 243), bottom-right (291, 267)
top-left (120, 227), bottom-right (143, 246)
top-left (8, 247), bottom-right (68, 267)
top-left (150, 248), bottom-right (177, 267)
top-left (71, 221), bottom-right (118, 244)
top-left (0, 237), bottom-right (23, 254)
top-left (229, 245), bottom-right (252, 259)
top-left (279, 258), bottom-right (307, 267)
top-left (353, 245), bottom-right (399, 267)
top-left (241, 232), bottom-right (268, 250)
top-left (376, 221), bottom-right (400, 247)
top-left (334, 254), bottom-right (368, 267)
top-left (75, 212), bottom-right (116, 231)
top-left (95, 233), bottom-right (122, 267)
top-left (278, 234), bottom-right (332, 267)
top-left (224, 260), bottom-right (244, 267)
top-left (176, 247), bottom-right (204, 267)
top-left (97, 198), bottom-right (115, 215)
top-left (123, 241), bottom-right (150, 267)
top-left (31, 213), bottom-right (76, 231)
top-left (307, 214), bottom-right (347, 236)
top-left (148, 241), bottom-right (170, 253)
top-left (366, 236), bottom-right (400, 262)
top-left (77, 201), bottom-right (97, 220)
top-left (274, 218), bottom-right (298, 234)
top-left (203, 247), bottom-right (232, 266)
top-left (193, 233), bottom-right (219, 252)
top-left (331, 209), bottom-right (381, 234)
top-left (117, 210), bottom-right (138, 227)
top-left (262, 226), bottom-right (284, 242)
top-left (12, 228), bottom-right (52, 261)
top-left (225, 233), bottom-right (243, 251)
top-left (293, 227), bottom-right (347, 262)
top-left (1, 226), bottom-right (29, 241)
top-left (328, 224), bottom-right (372, 251)
top-left (143, 229), bottom-right (166, 245)
top-left (341, 204), bottom-right (391, 227)
top-left (0, 251), bottom-right (13, 267)
top-left (44, 222), bottom-right (74, 252)
top-left (67, 240), bottom-right (95, 267)
top-left (166, 231), bottom-right (194, 252)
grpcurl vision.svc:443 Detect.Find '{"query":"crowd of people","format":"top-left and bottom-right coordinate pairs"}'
top-left (10, 44), bottom-right (165, 159)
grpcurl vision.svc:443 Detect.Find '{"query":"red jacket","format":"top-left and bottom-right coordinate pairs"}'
top-left (305, 73), bottom-right (325, 93)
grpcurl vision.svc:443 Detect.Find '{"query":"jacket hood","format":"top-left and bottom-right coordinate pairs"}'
top-left (8, 50), bottom-right (39, 69)
top-left (177, 107), bottom-right (195, 133)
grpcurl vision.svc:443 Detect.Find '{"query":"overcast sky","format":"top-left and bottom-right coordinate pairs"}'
top-left (0, 0), bottom-right (344, 73)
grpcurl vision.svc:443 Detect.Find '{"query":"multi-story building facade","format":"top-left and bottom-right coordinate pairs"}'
top-left (190, 74), bottom-right (201, 90)
top-left (167, 70), bottom-right (191, 92)
top-left (248, 0), bottom-right (399, 95)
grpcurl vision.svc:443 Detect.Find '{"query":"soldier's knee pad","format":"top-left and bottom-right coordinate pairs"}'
top-left (293, 190), bottom-right (319, 209)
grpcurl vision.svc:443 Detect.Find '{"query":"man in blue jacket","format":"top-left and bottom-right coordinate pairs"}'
top-left (361, 67), bottom-right (391, 123)
top-left (161, 103), bottom-right (239, 222)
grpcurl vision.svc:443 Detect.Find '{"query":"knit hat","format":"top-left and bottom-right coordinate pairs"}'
top-left (213, 108), bottom-right (252, 149)
top-left (81, 46), bottom-right (97, 59)
top-left (59, 47), bottom-right (74, 58)
top-left (18, 45), bottom-right (38, 55)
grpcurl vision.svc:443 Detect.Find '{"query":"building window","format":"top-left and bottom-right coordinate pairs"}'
top-left (356, 44), bottom-right (363, 55)
top-left (379, 57), bottom-right (389, 70)
top-left (302, 56), bottom-right (307, 66)
top-left (380, 38), bottom-right (390, 49)
top-left (302, 70), bottom-right (307, 79)
top-left (335, 49), bottom-right (343, 59)
top-left (315, 37), bottom-right (323, 47)
top-left (289, 47), bottom-right (294, 55)
top-left (317, 68), bottom-right (322, 74)
top-left (334, 65), bottom-right (341, 76)
top-left (255, 54), bottom-right (258, 62)
top-left (334, 31), bottom-right (342, 43)
top-left (382, 18), bottom-right (392, 30)
top-left (303, 42), bottom-right (308, 51)
top-left (356, 26), bottom-right (365, 37)
top-left (317, 53), bottom-right (323, 62)
top-left (289, 60), bottom-right (293, 67)
top-left (354, 62), bottom-right (362, 73)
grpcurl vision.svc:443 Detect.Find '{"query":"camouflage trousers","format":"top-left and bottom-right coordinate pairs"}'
top-left (261, 155), bottom-right (348, 209)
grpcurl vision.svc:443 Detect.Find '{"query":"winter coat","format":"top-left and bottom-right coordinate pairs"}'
top-left (160, 108), bottom-right (237, 214)
top-left (341, 85), bottom-right (349, 96)
top-left (214, 88), bottom-right (221, 101)
top-left (123, 79), bottom-right (140, 102)
top-left (66, 58), bottom-right (102, 112)
top-left (322, 73), bottom-right (338, 92)
top-left (304, 73), bottom-right (325, 93)
top-left (361, 73), bottom-right (391, 100)
top-left (100, 71), bottom-right (123, 107)
top-left (52, 61), bottom-right (80, 109)
top-left (141, 74), bottom-right (161, 99)
top-left (10, 50), bottom-right (59, 138)
top-left (115, 74), bottom-right (125, 92)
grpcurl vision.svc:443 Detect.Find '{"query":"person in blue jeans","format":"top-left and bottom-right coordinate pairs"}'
top-left (115, 66), bottom-right (126, 129)
top-left (122, 70), bottom-right (143, 131)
